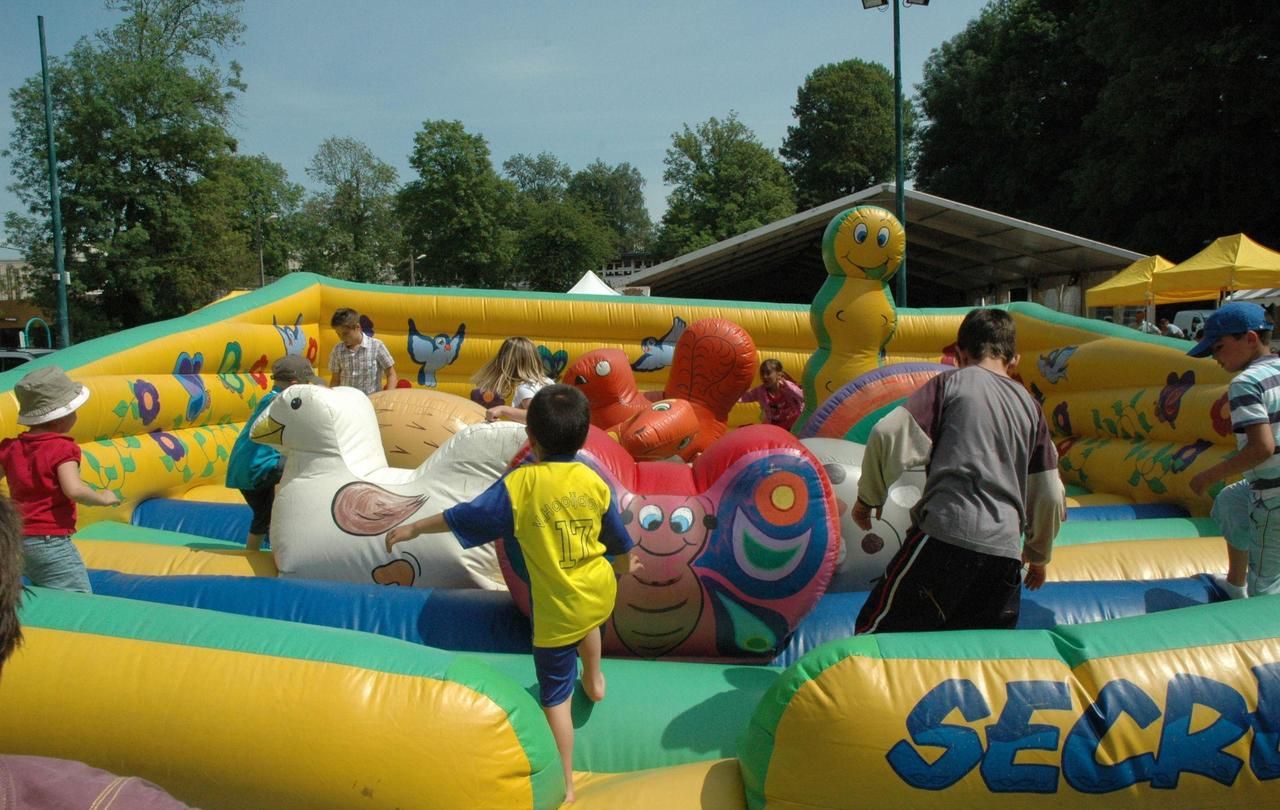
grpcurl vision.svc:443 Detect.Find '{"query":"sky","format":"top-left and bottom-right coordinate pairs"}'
top-left (0, 0), bottom-right (989, 258)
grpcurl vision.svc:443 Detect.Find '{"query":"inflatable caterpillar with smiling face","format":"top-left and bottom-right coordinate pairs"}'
top-left (799, 206), bottom-right (906, 428)
top-left (497, 424), bottom-right (840, 660)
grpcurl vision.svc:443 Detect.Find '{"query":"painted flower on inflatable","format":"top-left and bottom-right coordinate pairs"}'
top-left (1170, 439), bottom-right (1215, 473)
top-left (1051, 401), bottom-right (1073, 437)
top-left (132, 379), bottom-right (160, 426)
top-left (1211, 392), bottom-right (1232, 436)
top-left (148, 429), bottom-right (186, 464)
top-left (1155, 370), bottom-right (1195, 429)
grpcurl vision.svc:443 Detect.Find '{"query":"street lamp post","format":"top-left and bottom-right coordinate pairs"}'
top-left (37, 17), bottom-right (71, 347)
top-left (861, 0), bottom-right (929, 308)
top-left (408, 252), bottom-right (426, 287)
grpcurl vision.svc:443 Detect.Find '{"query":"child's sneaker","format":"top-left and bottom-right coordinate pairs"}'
top-left (1212, 574), bottom-right (1248, 600)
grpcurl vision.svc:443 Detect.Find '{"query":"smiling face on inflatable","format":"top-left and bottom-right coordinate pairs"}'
top-left (823, 206), bottom-right (906, 281)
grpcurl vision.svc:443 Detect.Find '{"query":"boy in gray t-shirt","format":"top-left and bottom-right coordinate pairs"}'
top-left (852, 308), bottom-right (1064, 634)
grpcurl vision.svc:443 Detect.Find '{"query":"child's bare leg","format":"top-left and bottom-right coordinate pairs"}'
top-left (246, 532), bottom-right (264, 552)
top-left (1226, 545), bottom-right (1249, 587)
top-left (543, 700), bottom-right (576, 804)
top-left (578, 626), bottom-right (605, 702)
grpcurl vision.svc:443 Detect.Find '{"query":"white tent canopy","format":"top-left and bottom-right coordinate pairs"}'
top-left (567, 270), bottom-right (621, 295)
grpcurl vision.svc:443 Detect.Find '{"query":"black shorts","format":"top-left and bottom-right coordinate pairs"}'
top-left (855, 529), bottom-right (1024, 634)
top-left (240, 466), bottom-right (283, 536)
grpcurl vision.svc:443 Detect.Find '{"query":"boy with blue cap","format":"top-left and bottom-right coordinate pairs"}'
top-left (1187, 301), bottom-right (1280, 599)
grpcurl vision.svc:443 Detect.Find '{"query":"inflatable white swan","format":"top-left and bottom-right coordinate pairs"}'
top-left (251, 384), bottom-right (527, 589)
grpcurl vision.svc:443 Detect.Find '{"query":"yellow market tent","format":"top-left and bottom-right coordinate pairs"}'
top-left (1151, 233), bottom-right (1280, 301)
top-left (1085, 255), bottom-right (1174, 308)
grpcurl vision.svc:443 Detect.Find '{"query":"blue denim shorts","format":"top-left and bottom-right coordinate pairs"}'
top-left (22, 534), bottom-right (92, 593)
top-left (1212, 480), bottom-right (1280, 596)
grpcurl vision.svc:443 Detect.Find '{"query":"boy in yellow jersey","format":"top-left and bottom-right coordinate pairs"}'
top-left (386, 384), bottom-right (636, 804)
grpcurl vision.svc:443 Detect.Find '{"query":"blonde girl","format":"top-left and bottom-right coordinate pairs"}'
top-left (473, 337), bottom-right (552, 424)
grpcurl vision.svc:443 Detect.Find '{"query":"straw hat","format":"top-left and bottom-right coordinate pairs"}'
top-left (14, 366), bottom-right (90, 426)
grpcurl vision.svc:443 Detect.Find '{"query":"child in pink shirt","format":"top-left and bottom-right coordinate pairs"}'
top-left (740, 358), bottom-right (805, 431)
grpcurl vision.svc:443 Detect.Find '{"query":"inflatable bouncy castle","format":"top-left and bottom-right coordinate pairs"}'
top-left (1, 203), bottom-right (1276, 809)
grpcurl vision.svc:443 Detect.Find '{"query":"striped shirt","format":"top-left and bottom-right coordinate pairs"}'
top-left (1228, 355), bottom-right (1280, 483)
top-left (328, 333), bottom-right (394, 394)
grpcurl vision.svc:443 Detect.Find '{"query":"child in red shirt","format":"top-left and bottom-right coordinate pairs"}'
top-left (0, 366), bottom-right (120, 592)
top-left (740, 358), bottom-right (805, 431)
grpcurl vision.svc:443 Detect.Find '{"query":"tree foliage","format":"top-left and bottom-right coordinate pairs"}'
top-left (566, 160), bottom-right (651, 254)
top-left (913, 0), bottom-right (1280, 258)
top-left (502, 152), bottom-right (571, 205)
top-left (3, 0), bottom-right (248, 338)
top-left (295, 137), bottom-right (400, 284)
top-left (655, 113), bottom-right (795, 259)
top-left (513, 200), bottom-right (617, 292)
top-left (781, 59), bottom-right (913, 210)
top-left (399, 120), bottom-right (516, 288)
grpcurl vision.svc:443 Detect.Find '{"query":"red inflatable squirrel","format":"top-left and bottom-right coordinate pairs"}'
top-left (566, 318), bottom-right (758, 460)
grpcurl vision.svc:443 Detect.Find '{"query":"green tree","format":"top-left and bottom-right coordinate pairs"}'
top-left (655, 112), bottom-right (795, 259)
top-left (502, 152), bottom-right (570, 204)
top-left (567, 160), bottom-right (652, 254)
top-left (913, 0), bottom-right (1100, 233)
top-left (227, 153), bottom-right (304, 285)
top-left (296, 136), bottom-right (400, 283)
top-left (399, 120), bottom-right (516, 288)
top-left (781, 59), bottom-right (913, 210)
top-left (913, 0), bottom-right (1280, 258)
top-left (3, 0), bottom-right (248, 338)
top-left (1070, 0), bottom-right (1280, 256)
top-left (514, 200), bottom-right (616, 292)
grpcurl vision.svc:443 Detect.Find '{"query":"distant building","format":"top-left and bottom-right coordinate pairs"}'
top-left (599, 251), bottom-right (657, 289)
top-left (0, 258), bottom-right (55, 348)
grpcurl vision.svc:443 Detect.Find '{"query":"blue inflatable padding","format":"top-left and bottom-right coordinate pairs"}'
top-left (1064, 503), bottom-right (1190, 521)
top-left (87, 570), bottom-right (1217, 667)
top-left (86, 570), bottom-right (531, 653)
top-left (770, 576), bottom-right (1218, 665)
top-left (130, 498), bottom-right (254, 545)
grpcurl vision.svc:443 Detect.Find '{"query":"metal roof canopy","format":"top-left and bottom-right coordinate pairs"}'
top-left (629, 184), bottom-right (1144, 304)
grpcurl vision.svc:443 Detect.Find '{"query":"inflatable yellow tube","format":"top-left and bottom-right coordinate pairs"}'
top-left (1, 589), bottom-right (561, 809)
top-left (741, 597), bottom-right (1280, 808)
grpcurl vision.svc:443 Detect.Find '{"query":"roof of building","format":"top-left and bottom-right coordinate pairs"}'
top-left (627, 184), bottom-right (1145, 305)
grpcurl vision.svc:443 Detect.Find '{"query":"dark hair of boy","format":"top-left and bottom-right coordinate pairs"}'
top-left (330, 307), bottom-right (360, 329)
top-left (956, 308), bottom-right (1017, 363)
top-left (525, 384), bottom-right (591, 456)
top-left (0, 496), bottom-right (26, 668)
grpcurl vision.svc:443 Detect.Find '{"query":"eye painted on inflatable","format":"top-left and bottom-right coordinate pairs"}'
top-left (753, 471), bottom-right (808, 527)
top-left (638, 504), bottom-right (664, 531)
top-left (652, 401), bottom-right (671, 411)
top-left (854, 222), bottom-right (868, 243)
top-left (595, 359), bottom-right (612, 377)
top-left (669, 506), bottom-right (695, 534)
top-left (290, 396), bottom-right (302, 409)
top-left (877, 226), bottom-right (890, 248)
